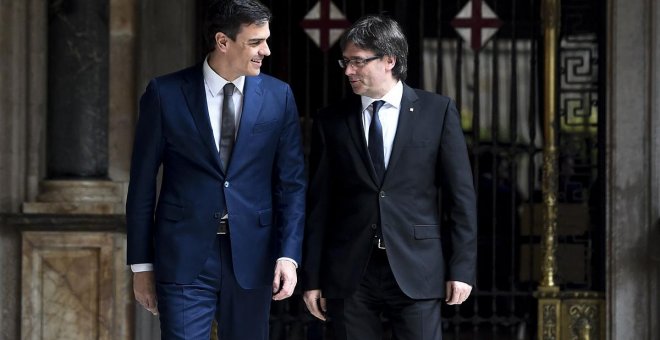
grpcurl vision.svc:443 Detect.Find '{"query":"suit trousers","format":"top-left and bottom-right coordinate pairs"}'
top-left (155, 234), bottom-right (272, 340)
top-left (326, 248), bottom-right (443, 340)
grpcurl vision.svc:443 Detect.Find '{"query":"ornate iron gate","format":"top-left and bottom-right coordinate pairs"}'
top-left (198, 0), bottom-right (606, 338)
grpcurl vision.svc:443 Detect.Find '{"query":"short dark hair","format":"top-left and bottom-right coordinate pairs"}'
top-left (204, 0), bottom-right (272, 52)
top-left (340, 15), bottom-right (409, 81)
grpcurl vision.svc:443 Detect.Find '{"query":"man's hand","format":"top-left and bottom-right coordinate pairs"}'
top-left (445, 281), bottom-right (472, 305)
top-left (272, 260), bottom-right (297, 300)
top-left (133, 271), bottom-right (158, 315)
top-left (303, 289), bottom-right (327, 321)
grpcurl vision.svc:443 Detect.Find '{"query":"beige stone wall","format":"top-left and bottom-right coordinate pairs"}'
top-left (0, 0), bottom-right (197, 207)
top-left (0, 0), bottom-right (45, 214)
top-left (0, 0), bottom-right (197, 338)
top-left (0, 1), bottom-right (45, 336)
top-left (109, 0), bottom-right (138, 189)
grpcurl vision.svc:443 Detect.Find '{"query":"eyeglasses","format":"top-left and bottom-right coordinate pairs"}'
top-left (338, 56), bottom-right (382, 69)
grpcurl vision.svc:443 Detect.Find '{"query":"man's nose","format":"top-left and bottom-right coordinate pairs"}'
top-left (261, 42), bottom-right (271, 56)
top-left (344, 65), bottom-right (355, 76)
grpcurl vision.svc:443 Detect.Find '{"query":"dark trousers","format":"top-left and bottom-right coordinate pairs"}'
top-left (326, 248), bottom-right (443, 340)
top-left (155, 235), bottom-right (272, 340)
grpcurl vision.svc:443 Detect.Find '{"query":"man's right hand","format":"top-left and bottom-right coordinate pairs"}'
top-left (303, 289), bottom-right (327, 321)
top-left (133, 271), bottom-right (158, 315)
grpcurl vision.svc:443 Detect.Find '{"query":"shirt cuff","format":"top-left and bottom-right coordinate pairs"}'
top-left (130, 263), bottom-right (154, 272)
top-left (276, 257), bottom-right (298, 268)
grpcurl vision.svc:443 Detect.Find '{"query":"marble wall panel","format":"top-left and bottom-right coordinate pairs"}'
top-left (21, 231), bottom-right (130, 340)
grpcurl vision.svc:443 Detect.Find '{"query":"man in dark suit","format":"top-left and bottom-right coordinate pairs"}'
top-left (126, 1), bottom-right (306, 339)
top-left (302, 15), bottom-right (477, 340)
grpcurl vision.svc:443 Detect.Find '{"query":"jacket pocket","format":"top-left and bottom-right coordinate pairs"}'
top-left (252, 120), bottom-right (279, 133)
top-left (258, 209), bottom-right (273, 226)
top-left (405, 139), bottom-right (431, 148)
top-left (157, 201), bottom-right (184, 221)
top-left (413, 225), bottom-right (441, 239)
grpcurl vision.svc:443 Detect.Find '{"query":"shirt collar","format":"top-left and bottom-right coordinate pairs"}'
top-left (361, 81), bottom-right (403, 112)
top-left (203, 56), bottom-right (246, 97)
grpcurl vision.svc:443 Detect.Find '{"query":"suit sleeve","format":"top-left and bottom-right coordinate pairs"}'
top-left (301, 114), bottom-right (330, 290)
top-left (272, 85), bottom-right (306, 264)
top-left (126, 79), bottom-right (164, 265)
top-left (438, 98), bottom-right (478, 286)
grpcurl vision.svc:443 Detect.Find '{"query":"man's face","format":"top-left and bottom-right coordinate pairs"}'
top-left (342, 42), bottom-right (396, 98)
top-left (223, 22), bottom-right (271, 80)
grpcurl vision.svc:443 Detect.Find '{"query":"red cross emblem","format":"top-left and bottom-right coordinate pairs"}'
top-left (300, 0), bottom-right (351, 52)
top-left (451, 0), bottom-right (502, 51)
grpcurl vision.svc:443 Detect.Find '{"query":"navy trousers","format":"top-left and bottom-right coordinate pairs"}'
top-left (155, 235), bottom-right (272, 340)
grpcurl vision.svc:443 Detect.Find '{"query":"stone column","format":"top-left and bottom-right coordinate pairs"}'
top-left (23, 0), bottom-right (123, 214)
top-left (607, 0), bottom-right (660, 339)
top-left (46, 0), bottom-right (109, 178)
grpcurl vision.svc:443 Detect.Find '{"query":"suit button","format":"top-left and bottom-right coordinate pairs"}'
top-left (379, 191), bottom-right (386, 198)
top-left (371, 224), bottom-right (377, 230)
top-left (224, 181), bottom-right (230, 188)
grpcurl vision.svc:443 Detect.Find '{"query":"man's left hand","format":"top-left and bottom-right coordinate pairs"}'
top-left (272, 260), bottom-right (297, 300)
top-left (445, 281), bottom-right (472, 305)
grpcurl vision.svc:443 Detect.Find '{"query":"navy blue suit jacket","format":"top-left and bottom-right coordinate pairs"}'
top-left (126, 64), bottom-right (306, 288)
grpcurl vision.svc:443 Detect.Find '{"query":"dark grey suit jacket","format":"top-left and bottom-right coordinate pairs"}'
top-left (302, 84), bottom-right (477, 299)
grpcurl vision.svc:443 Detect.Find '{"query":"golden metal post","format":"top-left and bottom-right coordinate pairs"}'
top-left (537, 0), bottom-right (561, 339)
top-left (540, 0), bottom-right (560, 293)
top-left (535, 3), bottom-right (606, 338)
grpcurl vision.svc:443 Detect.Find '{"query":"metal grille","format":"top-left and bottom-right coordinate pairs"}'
top-left (433, 1), bottom-right (543, 337)
top-left (196, 0), bottom-right (606, 338)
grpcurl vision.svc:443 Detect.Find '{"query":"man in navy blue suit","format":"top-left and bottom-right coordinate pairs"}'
top-left (126, 0), bottom-right (306, 338)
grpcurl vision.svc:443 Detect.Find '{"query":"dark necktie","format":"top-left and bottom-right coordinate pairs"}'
top-left (368, 100), bottom-right (385, 183)
top-left (220, 83), bottom-right (236, 172)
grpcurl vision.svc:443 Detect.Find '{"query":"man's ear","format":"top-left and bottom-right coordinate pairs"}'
top-left (384, 55), bottom-right (397, 71)
top-left (215, 32), bottom-right (229, 52)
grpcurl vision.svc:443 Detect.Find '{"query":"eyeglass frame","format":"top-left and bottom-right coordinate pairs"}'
top-left (337, 55), bottom-right (383, 69)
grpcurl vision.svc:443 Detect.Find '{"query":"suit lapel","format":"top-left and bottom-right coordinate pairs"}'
top-left (384, 84), bottom-right (419, 182)
top-left (233, 76), bottom-right (263, 163)
top-left (345, 96), bottom-right (381, 185)
top-left (181, 64), bottom-right (223, 173)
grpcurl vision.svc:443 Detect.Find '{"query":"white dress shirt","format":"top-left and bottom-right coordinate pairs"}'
top-left (131, 57), bottom-right (296, 273)
top-left (361, 81), bottom-right (403, 168)
top-left (203, 58), bottom-right (245, 150)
